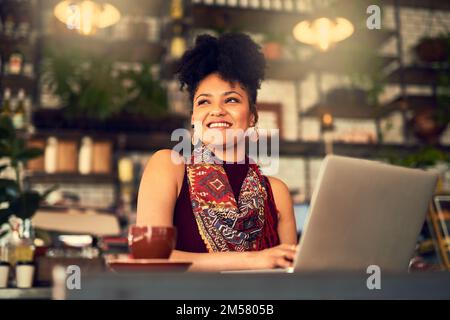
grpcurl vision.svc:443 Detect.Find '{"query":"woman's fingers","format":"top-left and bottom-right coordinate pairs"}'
top-left (275, 257), bottom-right (293, 268)
top-left (282, 250), bottom-right (296, 261)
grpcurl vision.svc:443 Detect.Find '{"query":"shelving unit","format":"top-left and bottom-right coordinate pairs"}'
top-left (427, 195), bottom-right (450, 270)
top-left (25, 172), bottom-right (118, 185)
top-left (0, 0), bottom-right (41, 105)
top-left (387, 65), bottom-right (447, 86)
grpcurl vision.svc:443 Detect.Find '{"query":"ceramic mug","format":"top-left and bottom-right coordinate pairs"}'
top-left (128, 225), bottom-right (176, 259)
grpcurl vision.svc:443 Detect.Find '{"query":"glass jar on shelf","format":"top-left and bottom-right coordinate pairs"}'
top-left (4, 216), bottom-right (35, 267)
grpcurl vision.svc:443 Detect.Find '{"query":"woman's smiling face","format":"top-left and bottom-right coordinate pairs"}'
top-left (192, 73), bottom-right (255, 147)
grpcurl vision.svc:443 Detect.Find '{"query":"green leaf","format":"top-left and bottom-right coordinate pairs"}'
top-left (0, 208), bottom-right (13, 226)
top-left (0, 116), bottom-right (16, 139)
top-left (0, 178), bottom-right (20, 201)
top-left (9, 191), bottom-right (41, 220)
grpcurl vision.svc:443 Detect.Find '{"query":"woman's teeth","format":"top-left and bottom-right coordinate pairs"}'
top-left (209, 122), bottom-right (231, 128)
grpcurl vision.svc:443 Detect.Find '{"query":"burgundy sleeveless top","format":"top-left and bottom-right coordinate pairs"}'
top-left (173, 161), bottom-right (279, 253)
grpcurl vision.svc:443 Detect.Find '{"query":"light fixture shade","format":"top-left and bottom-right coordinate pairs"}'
top-left (293, 17), bottom-right (354, 51)
top-left (54, 1), bottom-right (121, 35)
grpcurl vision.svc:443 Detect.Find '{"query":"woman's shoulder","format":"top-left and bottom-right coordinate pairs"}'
top-left (265, 176), bottom-right (291, 204)
top-left (265, 176), bottom-right (289, 191)
top-left (143, 149), bottom-right (185, 184)
top-left (149, 149), bottom-right (186, 167)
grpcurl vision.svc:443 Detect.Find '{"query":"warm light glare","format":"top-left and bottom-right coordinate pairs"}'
top-left (54, 1), bottom-right (121, 36)
top-left (293, 17), bottom-right (354, 51)
top-left (170, 36), bottom-right (187, 58)
top-left (322, 113), bottom-right (333, 126)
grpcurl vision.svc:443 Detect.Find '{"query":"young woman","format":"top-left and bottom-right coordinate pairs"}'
top-left (137, 33), bottom-right (297, 271)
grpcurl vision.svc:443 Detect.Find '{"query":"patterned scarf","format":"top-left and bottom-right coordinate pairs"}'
top-left (186, 143), bottom-right (279, 252)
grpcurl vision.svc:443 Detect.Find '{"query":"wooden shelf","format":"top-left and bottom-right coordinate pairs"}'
top-left (42, 35), bottom-right (165, 63)
top-left (1, 74), bottom-right (36, 95)
top-left (381, 95), bottom-right (438, 113)
top-left (32, 109), bottom-right (188, 135)
top-left (190, 3), bottom-right (308, 34)
top-left (387, 65), bottom-right (448, 86)
top-left (307, 53), bottom-right (396, 74)
top-left (25, 172), bottom-right (117, 184)
top-left (29, 127), bottom-right (450, 158)
top-left (303, 102), bottom-right (379, 119)
top-left (302, 88), bottom-right (397, 119)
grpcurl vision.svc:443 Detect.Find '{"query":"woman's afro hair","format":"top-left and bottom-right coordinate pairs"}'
top-left (176, 33), bottom-right (266, 106)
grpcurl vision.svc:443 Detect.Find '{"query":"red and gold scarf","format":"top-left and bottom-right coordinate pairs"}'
top-left (186, 143), bottom-right (279, 252)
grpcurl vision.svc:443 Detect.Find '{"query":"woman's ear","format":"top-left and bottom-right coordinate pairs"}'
top-left (249, 113), bottom-right (256, 127)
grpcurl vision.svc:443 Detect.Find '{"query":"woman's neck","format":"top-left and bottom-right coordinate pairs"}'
top-left (206, 144), bottom-right (246, 163)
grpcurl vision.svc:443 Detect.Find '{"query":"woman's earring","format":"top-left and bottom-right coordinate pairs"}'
top-left (250, 125), bottom-right (259, 142)
top-left (191, 124), bottom-right (198, 146)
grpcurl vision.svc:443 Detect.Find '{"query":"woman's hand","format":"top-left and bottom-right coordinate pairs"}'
top-left (251, 244), bottom-right (298, 269)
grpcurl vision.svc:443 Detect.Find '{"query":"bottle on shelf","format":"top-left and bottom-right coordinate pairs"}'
top-left (23, 63), bottom-right (34, 78)
top-left (78, 136), bottom-right (93, 175)
top-left (12, 89), bottom-right (25, 129)
top-left (17, 15), bottom-right (30, 39)
top-left (4, 216), bottom-right (35, 268)
top-left (8, 51), bottom-right (24, 75)
top-left (1, 88), bottom-right (13, 117)
top-left (44, 137), bottom-right (58, 174)
top-left (4, 15), bottom-right (15, 37)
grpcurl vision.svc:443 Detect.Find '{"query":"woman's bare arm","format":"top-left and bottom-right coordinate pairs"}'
top-left (136, 149), bottom-right (184, 226)
top-left (267, 176), bottom-right (298, 245)
top-left (171, 244), bottom-right (296, 272)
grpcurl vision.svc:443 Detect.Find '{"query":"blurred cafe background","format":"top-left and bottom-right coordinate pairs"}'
top-left (0, 0), bottom-right (449, 296)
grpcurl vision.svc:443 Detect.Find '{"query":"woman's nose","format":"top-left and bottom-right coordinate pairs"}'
top-left (209, 103), bottom-right (226, 116)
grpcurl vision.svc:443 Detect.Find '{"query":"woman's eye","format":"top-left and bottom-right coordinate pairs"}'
top-left (225, 97), bottom-right (240, 103)
top-left (197, 100), bottom-right (209, 106)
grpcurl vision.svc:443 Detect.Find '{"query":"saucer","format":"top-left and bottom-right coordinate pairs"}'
top-left (105, 254), bottom-right (192, 273)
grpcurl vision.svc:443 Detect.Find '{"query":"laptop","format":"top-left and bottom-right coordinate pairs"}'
top-left (222, 155), bottom-right (438, 274)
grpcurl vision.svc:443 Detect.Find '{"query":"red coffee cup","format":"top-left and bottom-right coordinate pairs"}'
top-left (128, 225), bottom-right (177, 259)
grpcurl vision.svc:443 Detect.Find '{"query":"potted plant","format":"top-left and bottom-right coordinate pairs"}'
top-left (387, 145), bottom-right (449, 169)
top-left (414, 34), bottom-right (450, 64)
top-left (43, 48), bottom-right (169, 122)
top-left (42, 47), bottom-right (128, 120)
top-left (119, 63), bottom-right (168, 118)
top-left (0, 116), bottom-right (56, 261)
top-left (411, 34), bottom-right (450, 145)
